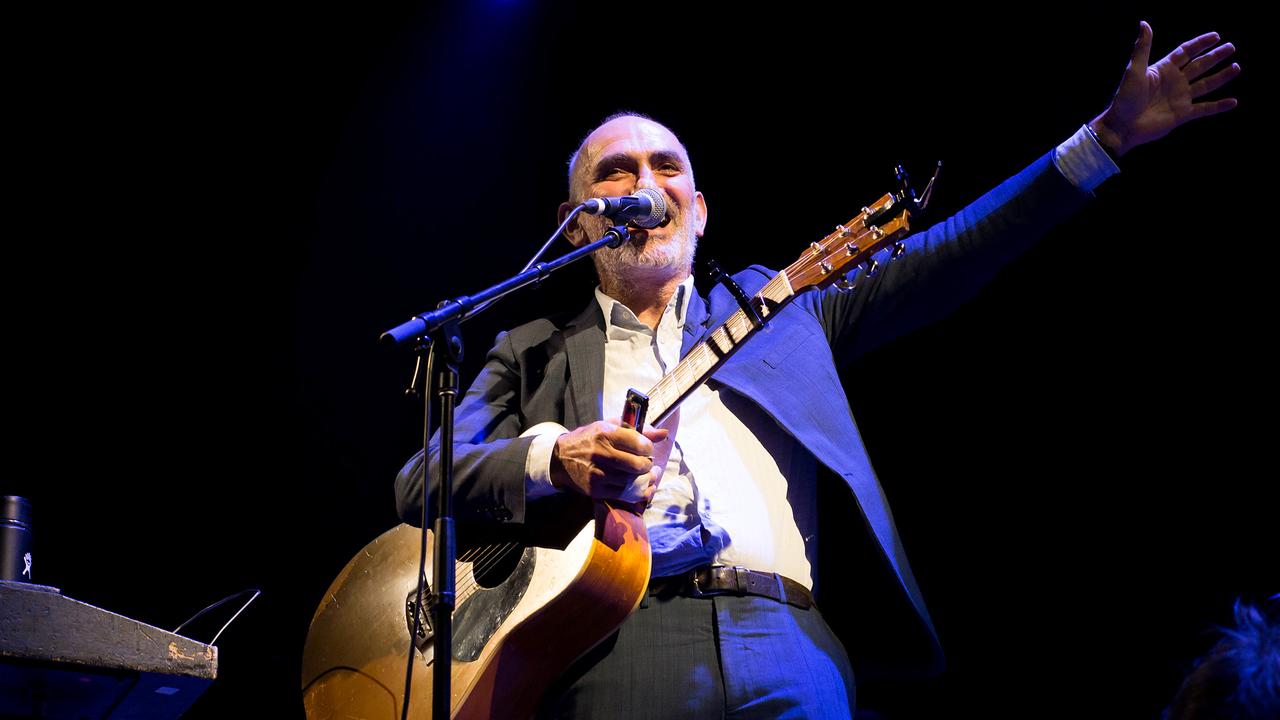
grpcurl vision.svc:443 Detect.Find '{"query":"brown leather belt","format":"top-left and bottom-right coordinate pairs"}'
top-left (649, 565), bottom-right (813, 610)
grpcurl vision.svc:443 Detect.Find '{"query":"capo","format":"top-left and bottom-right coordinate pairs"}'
top-left (701, 257), bottom-right (767, 329)
top-left (895, 161), bottom-right (942, 214)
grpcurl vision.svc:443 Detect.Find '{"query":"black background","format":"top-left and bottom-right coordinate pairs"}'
top-left (9, 2), bottom-right (1271, 717)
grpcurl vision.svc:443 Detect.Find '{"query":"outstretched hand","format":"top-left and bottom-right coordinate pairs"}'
top-left (1090, 21), bottom-right (1239, 157)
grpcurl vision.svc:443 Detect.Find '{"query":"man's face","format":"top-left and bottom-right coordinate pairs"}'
top-left (563, 116), bottom-right (708, 293)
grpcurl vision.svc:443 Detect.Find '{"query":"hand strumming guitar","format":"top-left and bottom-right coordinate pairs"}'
top-left (550, 421), bottom-right (669, 505)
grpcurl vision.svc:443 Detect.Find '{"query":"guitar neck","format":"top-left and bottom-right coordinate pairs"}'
top-left (644, 271), bottom-right (795, 426)
top-left (637, 190), bottom-right (913, 427)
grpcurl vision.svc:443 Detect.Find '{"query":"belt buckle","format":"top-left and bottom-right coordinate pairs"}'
top-left (688, 568), bottom-right (709, 598)
top-left (688, 565), bottom-right (750, 598)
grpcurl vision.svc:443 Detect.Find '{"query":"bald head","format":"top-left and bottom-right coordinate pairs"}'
top-left (566, 113), bottom-right (696, 204)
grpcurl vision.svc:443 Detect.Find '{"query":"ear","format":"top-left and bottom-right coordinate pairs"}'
top-left (692, 191), bottom-right (709, 237)
top-left (557, 201), bottom-right (588, 247)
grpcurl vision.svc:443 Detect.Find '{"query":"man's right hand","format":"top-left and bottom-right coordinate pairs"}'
top-left (550, 420), bottom-right (669, 504)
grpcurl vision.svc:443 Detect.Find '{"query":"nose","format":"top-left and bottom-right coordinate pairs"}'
top-left (632, 165), bottom-right (674, 216)
top-left (634, 163), bottom-right (658, 191)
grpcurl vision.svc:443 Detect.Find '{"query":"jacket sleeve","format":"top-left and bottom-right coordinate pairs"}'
top-left (395, 329), bottom-right (535, 528)
top-left (800, 150), bottom-right (1092, 362)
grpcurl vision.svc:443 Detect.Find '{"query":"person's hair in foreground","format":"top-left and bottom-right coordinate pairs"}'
top-left (1164, 597), bottom-right (1280, 720)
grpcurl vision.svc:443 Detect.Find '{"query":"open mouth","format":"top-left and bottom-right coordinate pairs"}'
top-left (628, 213), bottom-right (673, 233)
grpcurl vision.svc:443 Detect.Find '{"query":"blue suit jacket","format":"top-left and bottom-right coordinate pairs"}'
top-left (397, 150), bottom-right (1091, 671)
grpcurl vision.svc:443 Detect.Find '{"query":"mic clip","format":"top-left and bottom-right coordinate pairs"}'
top-left (601, 225), bottom-right (631, 249)
top-left (702, 258), bottom-right (767, 330)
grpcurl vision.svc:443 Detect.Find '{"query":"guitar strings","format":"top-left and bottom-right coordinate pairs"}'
top-left (452, 541), bottom-right (523, 602)
top-left (456, 548), bottom-right (518, 603)
top-left (437, 544), bottom-right (504, 604)
top-left (460, 541), bottom-right (519, 586)
top-left (453, 543), bottom-right (512, 597)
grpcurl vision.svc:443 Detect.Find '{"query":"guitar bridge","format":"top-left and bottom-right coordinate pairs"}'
top-left (405, 587), bottom-right (435, 651)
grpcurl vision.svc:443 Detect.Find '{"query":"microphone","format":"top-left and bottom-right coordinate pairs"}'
top-left (579, 188), bottom-right (667, 228)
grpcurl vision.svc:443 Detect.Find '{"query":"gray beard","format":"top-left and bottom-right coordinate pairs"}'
top-left (592, 229), bottom-right (697, 300)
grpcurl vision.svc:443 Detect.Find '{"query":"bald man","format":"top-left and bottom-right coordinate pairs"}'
top-left (397, 23), bottom-right (1238, 718)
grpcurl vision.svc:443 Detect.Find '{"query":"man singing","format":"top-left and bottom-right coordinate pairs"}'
top-left (397, 22), bottom-right (1238, 718)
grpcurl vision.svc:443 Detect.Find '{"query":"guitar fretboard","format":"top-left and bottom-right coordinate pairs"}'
top-left (645, 271), bottom-right (794, 425)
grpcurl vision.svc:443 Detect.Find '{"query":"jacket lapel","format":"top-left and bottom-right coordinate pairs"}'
top-left (563, 299), bottom-right (606, 427)
top-left (680, 287), bottom-right (713, 359)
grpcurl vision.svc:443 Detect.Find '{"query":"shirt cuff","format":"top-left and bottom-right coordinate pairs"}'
top-left (1053, 124), bottom-right (1120, 193)
top-left (524, 431), bottom-right (562, 500)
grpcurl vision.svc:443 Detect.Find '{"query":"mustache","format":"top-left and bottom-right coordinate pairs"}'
top-left (580, 194), bottom-right (678, 237)
top-left (631, 211), bottom-right (673, 230)
top-left (583, 206), bottom-right (680, 242)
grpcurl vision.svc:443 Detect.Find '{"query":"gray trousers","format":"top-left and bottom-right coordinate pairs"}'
top-left (537, 592), bottom-right (856, 719)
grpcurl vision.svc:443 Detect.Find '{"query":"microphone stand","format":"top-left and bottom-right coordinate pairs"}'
top-left (382, 224), bottom-right (632, 720)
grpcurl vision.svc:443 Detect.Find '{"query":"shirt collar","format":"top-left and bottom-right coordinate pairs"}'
top-left (594, 275), bottom-right (694, 336)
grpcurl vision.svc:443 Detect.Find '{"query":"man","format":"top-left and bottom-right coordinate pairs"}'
top-left (397, 22), bottom-right (1238, 717)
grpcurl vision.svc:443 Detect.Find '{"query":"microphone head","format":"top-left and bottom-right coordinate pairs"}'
top-left (631, 188), bottom-right (667, 228)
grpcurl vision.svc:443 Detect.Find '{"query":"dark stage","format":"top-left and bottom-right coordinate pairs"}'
top-left (7, 2), bottom-right (1270, 717)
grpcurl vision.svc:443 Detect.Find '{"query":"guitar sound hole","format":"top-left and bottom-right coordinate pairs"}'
top-left (453, 544), bottom-right (536, 662)
top-left (470, 543), bottom-right (525, 589)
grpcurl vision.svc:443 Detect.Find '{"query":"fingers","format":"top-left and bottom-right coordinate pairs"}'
top-left (604, 416), bottom-right (670, 445)
top-left (597, 446), bottom-right (655, 476)
top-left (646, 463), bottom-right (664, 486)
top-left (1131, 20), bottom-right (1153, 71)
top-left (637, 466), bottom-right (663, 507)
top-left (1188, 97), bottom-right (1239, 121)
top-left (592, 474), bottom-right (648, 500)
top-left (1184, 42), bottom-right (1236, 80)
top-left (642, 427), bottom-right (670, 443)
top-left (553, 420), bottom-right (671, 501)
top-left (588, 422), bottom-right (659, 484)
top-left (595, 438), bottom-right (665, 500)
top-left (596, 462), bottom-right (661, 503)
top-left (601, 424), bottom-right (656, 458)
top-left (1190, 63), bottom-right (1241, 100)
top-left (1166, 31), bottom-right (1221, 69)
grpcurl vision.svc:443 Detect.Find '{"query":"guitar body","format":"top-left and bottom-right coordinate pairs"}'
top-left (301, 502), bottom-right (650, 719)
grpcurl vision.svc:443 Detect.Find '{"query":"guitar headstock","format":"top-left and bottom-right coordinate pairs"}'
top-left (782, 162), bottom-right (939, 295)
top-left (639, 166), bottom-right (940, 428)
top-left (783, 193), bottom-right (912, 293)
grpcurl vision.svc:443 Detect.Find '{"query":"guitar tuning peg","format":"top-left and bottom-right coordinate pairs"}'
top-left (836, 275), bottom-right (855, 293)
top-left (863, 259), bottom-right (879, 278)
top-left (891, 242), bottom-right (906, 259)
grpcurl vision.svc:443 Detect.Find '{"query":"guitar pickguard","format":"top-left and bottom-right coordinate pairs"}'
top-left (452, 545), bottom-right (537, 662)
